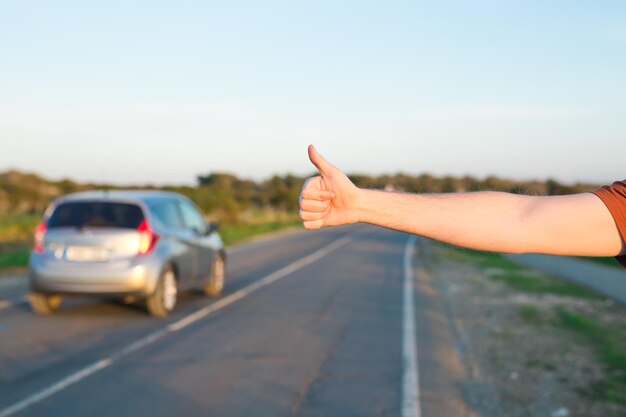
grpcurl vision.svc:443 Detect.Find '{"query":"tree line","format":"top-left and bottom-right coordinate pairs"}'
top-left (0, 169), bottom-right (599, 223)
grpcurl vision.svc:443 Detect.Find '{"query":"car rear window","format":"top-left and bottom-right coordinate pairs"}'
top-left (47, 202), bottom-right (145, 229)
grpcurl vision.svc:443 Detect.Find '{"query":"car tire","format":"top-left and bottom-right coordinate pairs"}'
top-left (203, 254), bottom-right (226, 297)
top-left (30, 293), bottom-right (63, 316)
top-left (146, 267), bottom-right (178, 318)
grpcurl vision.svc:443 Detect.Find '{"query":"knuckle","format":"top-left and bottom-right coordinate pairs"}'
top-left (302, 200), bottom-right (323, 211)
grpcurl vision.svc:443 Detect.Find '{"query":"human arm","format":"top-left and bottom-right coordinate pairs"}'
top-left (299, 145), bottom-right (625, 257)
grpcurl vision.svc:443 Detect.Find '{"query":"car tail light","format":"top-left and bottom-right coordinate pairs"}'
top-left (137, 220), bottom-right (159, 256)
top-left (34, 222), bottom-right (47, 254)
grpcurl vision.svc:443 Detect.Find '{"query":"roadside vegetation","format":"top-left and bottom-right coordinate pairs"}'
top-left (0, 213), bottom-right (39, 271)
top-left (0, 170), bottom-right (309, 273)
top-left (555, 308), bottom-right (626, 404)
top-left (581, 256), bottom-right (622, 269)
top-left (448, 248), bottom-right (606, 300)
top-left (0, 168), bottom-right (613, 273)
top-left (434, 244), bottom-right (626, 413)
top-left (0, 210), bottom-right (300, 272)
top-left (219, 213), bottom-right (301, 246)
top-left (0, 246), bottom-right (31, 270)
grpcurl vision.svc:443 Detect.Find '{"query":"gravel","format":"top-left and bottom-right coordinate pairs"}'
top-left (427, 246), bottom-right (626, 417)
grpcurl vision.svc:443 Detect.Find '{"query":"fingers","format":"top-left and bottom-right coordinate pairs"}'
top-left (299, 169), bottom-right (336, 231)
top-left (300, 176), bottom-right (335, 201)
top-left (299, 208), bottom-right (330, 221)
top-left (302, 219), bottom-right (325, 230)
top-left (308, 145), bottom-right (336, 177)
top-left (300, 198), bottom-right (329, 212)
top-left (300, 189), bottom-right (335, 201)
top-left (299, 193), bottom-right (331, 222)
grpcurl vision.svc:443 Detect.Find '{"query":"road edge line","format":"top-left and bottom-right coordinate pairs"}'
top-left (402, 235), bottom-right (421, 417)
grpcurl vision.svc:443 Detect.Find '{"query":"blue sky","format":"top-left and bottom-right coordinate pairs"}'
top-left (1, 0), bottom-right (624, 185)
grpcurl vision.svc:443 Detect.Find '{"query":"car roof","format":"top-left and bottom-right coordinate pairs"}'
top-left (56, 190), bottom-right (184, 205)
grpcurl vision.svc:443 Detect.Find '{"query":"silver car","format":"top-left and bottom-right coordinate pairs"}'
top-left (29, 190), bottom-right (226, 317)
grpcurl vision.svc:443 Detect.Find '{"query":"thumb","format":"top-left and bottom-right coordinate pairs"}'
top-left (308, 145), bottom-right (336, 176)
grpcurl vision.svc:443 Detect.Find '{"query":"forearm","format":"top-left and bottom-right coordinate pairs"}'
top-left (354, 189), bottom-right (624, 256)
top-left (300, 145), bottom-right (624, 257)
top-left (355, 190), bottom-right (531, 253)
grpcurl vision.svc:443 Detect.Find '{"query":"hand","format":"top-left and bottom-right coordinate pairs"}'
top-left (299, 145), bottom-right (361, 230)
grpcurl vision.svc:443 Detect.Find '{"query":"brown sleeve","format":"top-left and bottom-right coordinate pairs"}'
top-left (591, 180), bottom-right (626, 268)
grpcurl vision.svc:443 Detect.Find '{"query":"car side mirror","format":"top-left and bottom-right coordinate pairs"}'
top-left (207, 222), bottom-right (219, 235)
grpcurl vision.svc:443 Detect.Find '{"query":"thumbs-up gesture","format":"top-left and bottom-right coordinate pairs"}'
top-left (300, 145), bottom-right (361, 230)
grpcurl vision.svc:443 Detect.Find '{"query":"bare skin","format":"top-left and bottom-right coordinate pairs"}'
top-left (300, 145), bottom-right (625, 257)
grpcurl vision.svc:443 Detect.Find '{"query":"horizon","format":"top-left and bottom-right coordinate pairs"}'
top-left (0, 164), bottom-right (607, 189)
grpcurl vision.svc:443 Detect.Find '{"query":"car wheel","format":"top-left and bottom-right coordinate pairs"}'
top-left (203, 255), bottom-right (225, 297)
top-left (30, 293), bottom-right (63, 316)
top-left (146, 267), bottom-right (178, 318)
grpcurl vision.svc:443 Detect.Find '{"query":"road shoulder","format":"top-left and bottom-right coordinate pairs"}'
top-left (424, 241), bottom-right (626, 417)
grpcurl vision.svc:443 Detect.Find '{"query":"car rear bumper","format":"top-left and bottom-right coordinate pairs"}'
top-left (29, 255), bottom-right (162, 297)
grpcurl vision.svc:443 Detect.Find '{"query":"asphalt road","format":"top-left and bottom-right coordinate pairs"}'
top-left (3, 225), bottom-right (626, 417)
top-left (0, 225), bottom-right (476, 417)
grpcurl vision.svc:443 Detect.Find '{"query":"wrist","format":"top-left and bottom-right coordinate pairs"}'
top-left (352, 188), bottom-right (377, 224)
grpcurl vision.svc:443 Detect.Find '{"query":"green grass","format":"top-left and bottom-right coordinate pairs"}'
top-left (438, 243), bottom-right (625, 406)
top-left (488, 271), bottom-right (603, 300)
top-left (0, 247), bottom-right (30, 269)
top-left (580, 256), bottom-right (622, 269)
top-left (556, 308), bottom-right (626, 405)
top-left (0, 213), bottom-right (40, 244)
top-left (220, 219), bottom-right (302, 246)
top-left (520, 305), bottom-right (543, 324)
top-left (440, 245), bottom-right (603, 300)
top-left (525, 358), bottom-right (557, 371)
top-left (441, 246), bottom-right (518, 271)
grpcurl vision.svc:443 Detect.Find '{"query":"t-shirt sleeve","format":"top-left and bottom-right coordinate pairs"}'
top-left (591, 180), bottom-right (626, 268)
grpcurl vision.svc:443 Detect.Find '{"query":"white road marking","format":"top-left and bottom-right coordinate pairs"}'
top-left (0, 296), bottom-right (29, 311)
top-left (0, 233), bottom-right (356, 417)
top-left (402, 235), bottom-right (422, 417)
top-left (0, 359), bottom-right (113, 417)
